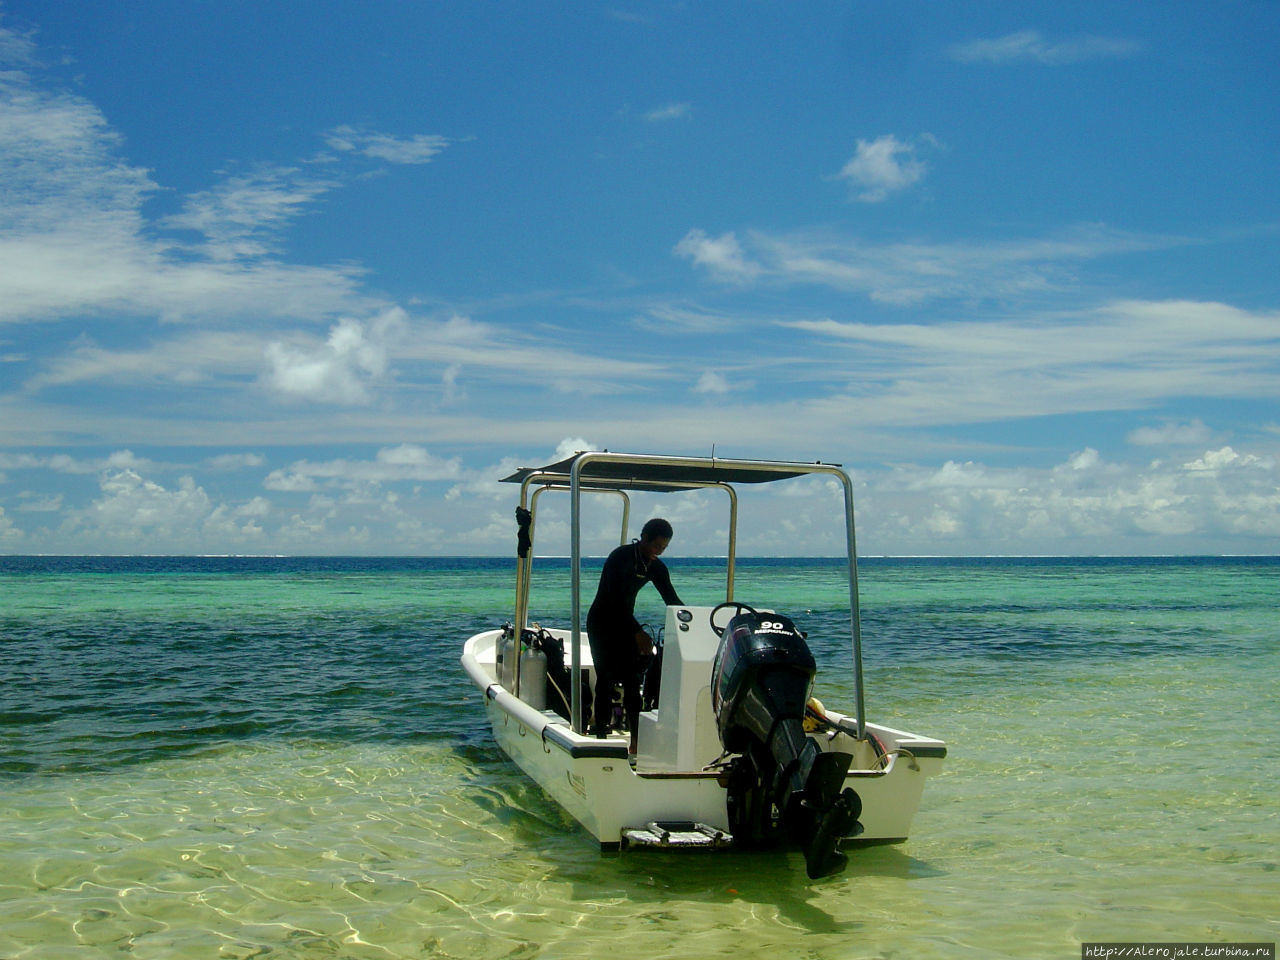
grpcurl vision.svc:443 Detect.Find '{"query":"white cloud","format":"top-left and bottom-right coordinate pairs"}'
top-left (49, 468), bottom-right (273, 551)
top-left (782, 300), bottom-right (1280, 427)
top-left (6, 439), bottom-right (1277, 555)
top-left (264, 444), bottom-right (463, 492)
top-left (0, 43), bottom-right (456, 335)
top-left (394, 313), bottom-right (666, 396)
top-left (25, 330), bottom-right (266, 392)
top-left (1127, 419), bottom-right (1213, 447)
top-left (0, 56), bottom-right (160, 322)
top-left (16, 492), bottom-right (64, 512)
top-left (262, 471), bottom-right (317, 493)
top-left (0, 449), bottom-right (156, 475)
top-left (911, 459), bottom-right (998, 490)
top-left (441, 363), bottom-right (464, 406)
top-left (635, 303), bottom-right (740, 335)
top-left (25, 303), bottom-right (655, 408)
top-left (0, 453), bottom-right (43, 471)
top-left (1066, 448), bottom-right (1101, 471)
top-left (673, 229), bottom-right (761, 283)
top-left (644, 102), bottom-right (692, 122)
top-left (0, 22), bottom-right (38, 66)
top-left (69, 469), bottom-right (215, 547)
top-left (264, 311), bottom-right (403, 405)
top-left (234, 496), bottom-right (272, 519)
top-left (836, 134), bottom-right (935, 203)
top-left (0, 505), bottom-right (21, 542)
top-left (163, 167), bottom-right (338, 261)
top-left (678, 223), bottom-right (1172, 304)
top-left (324, 125), bottom-right (453, 164)
top-left (921, 507), bottom-right (961, 537)
top-left (864, 445), bottom-right (1280, 552)
top-left (950, 30), bottom-right (1143, 66)
top-left (1182, 446), bottom-right (1266, 474)
top-left (0, 54), bottom-right (376, 327)
top-left (554, 437), bottom-right (599, 460)
top-left (694, 370), bottom-right (730, 394)
top-left (204, 453), bottom-right (267, 471)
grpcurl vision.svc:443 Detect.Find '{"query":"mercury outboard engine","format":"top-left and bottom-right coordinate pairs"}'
top-left (709, 603), bottom-right (863, 878)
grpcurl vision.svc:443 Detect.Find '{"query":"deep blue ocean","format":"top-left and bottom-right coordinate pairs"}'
top-left (1, 556), bottom-right (1276, 958)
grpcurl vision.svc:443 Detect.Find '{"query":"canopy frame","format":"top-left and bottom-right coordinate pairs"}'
top-left (504, 451), bottom-right (865, 739)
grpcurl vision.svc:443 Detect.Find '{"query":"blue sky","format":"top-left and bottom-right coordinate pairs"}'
top-left (1, 1), bottom-right (1278, 556)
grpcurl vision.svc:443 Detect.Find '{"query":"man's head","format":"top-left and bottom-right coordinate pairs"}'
top-left (639, 517), bottom-right (674, 561)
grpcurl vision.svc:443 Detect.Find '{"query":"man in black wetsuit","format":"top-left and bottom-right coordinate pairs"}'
top-left (587, 518), bottom-right (683, 751)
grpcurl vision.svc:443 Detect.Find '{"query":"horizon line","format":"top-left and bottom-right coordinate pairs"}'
top-left (2, 553), bottom-right (1277, 561)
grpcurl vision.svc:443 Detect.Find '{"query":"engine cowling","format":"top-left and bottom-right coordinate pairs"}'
top-left (711, 608), bottom-right (815, 753)
top-left (709, 603), bottom-right (863, 878)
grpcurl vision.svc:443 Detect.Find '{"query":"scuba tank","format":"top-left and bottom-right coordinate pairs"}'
top-left (498, 625), bottom-right (517, 690)
top-left (498, 623), bottom-right (549, 709)
top-left (519, 643), bottom-right (548, 710)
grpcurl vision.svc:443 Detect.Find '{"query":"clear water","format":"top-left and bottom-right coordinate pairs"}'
top-left (1, 556), bottom-right (1276, 958)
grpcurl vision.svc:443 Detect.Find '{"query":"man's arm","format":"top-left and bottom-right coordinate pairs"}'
top-left (651, 560), bottom-right (682, 607)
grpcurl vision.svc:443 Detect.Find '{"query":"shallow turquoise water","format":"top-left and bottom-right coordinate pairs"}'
top-left (1, 556), bottom-right (1276, 958)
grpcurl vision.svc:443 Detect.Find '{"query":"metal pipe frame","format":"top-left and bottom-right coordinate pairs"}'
top-left (515, 469), bottom-right (736, 733)
top-left (513, 478), bottom-right (632, 700)
top-left (566, 477), bottom-right (737, 734)
top-left (565, 452), bottom-right (860, 738)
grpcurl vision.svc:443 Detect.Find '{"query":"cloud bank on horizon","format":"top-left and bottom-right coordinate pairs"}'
top-left (1, 4), bottom-right (1277, 556)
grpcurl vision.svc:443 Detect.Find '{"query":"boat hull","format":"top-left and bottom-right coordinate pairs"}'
top-left (463, 627), bottom-right (945, 849)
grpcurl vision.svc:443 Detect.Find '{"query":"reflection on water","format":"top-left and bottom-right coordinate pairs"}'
top-left (4, 686), bottom-right (1275, 960)
top-left (1, 557), bottom-right (1276, 957)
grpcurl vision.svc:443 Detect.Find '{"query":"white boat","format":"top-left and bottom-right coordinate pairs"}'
top-left (460, 451), bottom-right (946, 877)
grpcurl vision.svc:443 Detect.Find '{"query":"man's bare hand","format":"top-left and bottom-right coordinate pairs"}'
top-left (635, 630), bottom-right (653, 656)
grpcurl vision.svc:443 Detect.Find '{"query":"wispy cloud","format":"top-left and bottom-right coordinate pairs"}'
top-left (693, 370), bottom-right (730, 394)
top-left (24, 330), bottom-right (268, 392)
top-left (0, 36), bottom-right (452, 329)
top-left (836, 134), bottom-right (937, 203)
top-left (1, 37), bottom-right (165, 323)
top-left (264, 444), bottom-right (462, 492)
top-left (673, 230), bottom-right (761, 283)
top-left (163, 167), bottom-right (339, 261)
top-left (0, 25), bottom-right (480, 439)
top-left (323, 125), bottom-right (455, 164)
top-left (0, 449), bottom-right (156, 475)
top-left (384, 312), bottom-right (667, 398)
top-left (643, 102), bottom-right (692, 123)
top-left (204, 453), bottom-right (266, 471)
top-left (633, 303), bottom-right (742, 336)
top-left (784, 300), bottom-right (1280, 427)
top-left (1127, 419), bottom-right (1214, 448)
top-left (0, 59), bottom-right (374, 326)
top-left (17, 305), bottom-right (668, 425)
top-left (950, 30), bottom-right (1143, 66)
top-left (16, 491), bottom-right (64, 512)
top-left (678, 223), bottom-right (1176, 304)
top-left (0, 21), bottom-right (38, 66)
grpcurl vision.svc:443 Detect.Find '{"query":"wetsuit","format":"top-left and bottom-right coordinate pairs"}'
top-left (586, 541), bottom-right (682, 739)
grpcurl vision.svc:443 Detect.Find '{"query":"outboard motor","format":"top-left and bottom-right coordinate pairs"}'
top-left (709, 603), bottom-right (863, 878)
